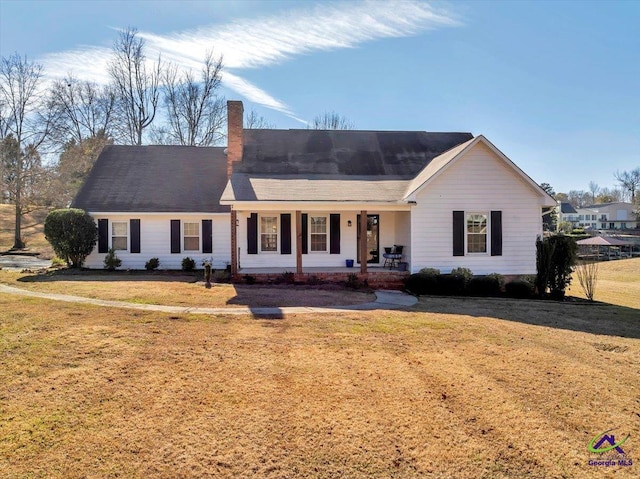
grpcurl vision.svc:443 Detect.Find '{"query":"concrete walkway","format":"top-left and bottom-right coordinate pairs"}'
top-left (0, 283), bottom-right (417, 316)
top-left (0, 254), bottom-right (51, 270)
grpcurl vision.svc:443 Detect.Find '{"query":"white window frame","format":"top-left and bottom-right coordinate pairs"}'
top-left (309, 215), bottom-right (328, 253)
top-left (112, 221), bottom-right (128, 251)
top-left (183, 222), bottom-right (200, 252)
top-left (260, 215), bottom-right (278, 253)
top-left (466, 213), bottom-right (488, 255)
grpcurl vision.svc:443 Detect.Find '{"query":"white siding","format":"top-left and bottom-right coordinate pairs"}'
top-left (237, 210), bottom-right (407, 269)
top-left (410, 142), bottom-right (543, 275)
top-left (84, 214), bottom-right (230, 270)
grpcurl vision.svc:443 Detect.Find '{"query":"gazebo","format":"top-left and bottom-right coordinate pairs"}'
top-left (576, 236), bottom-right (634, 261)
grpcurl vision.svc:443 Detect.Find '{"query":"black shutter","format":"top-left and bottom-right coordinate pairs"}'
top-left (98, 219), bottom-right (108, 253)
top-left (247, 213), bottom-right (258, 254)
top-left (301, 213), bottom-right (308, 254)
top-left (453, 211), bottom-right (465, 256)
top-left (330, 213), bottom-right (340, 254)
top-left (202, 219), bottom-right (213, 254)
top-left (280, 214), bottom-right (291, 254)
top-left (130, 219), bottom-right (140, 253)
top-left (491, 211), bottom-right (502, 256)
top-left (170, 220), bottom-right (181, 253)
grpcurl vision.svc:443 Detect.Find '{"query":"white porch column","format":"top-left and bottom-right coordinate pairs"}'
top-left (360, 210), bottom-right (367, 275)
top-left (296, 210), bottom-right (302, 274)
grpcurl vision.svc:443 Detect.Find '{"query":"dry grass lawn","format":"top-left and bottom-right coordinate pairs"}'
top-left (0, 204), bottom-right (53, 256)
top-left (568, 257), bottom-right (640, 309)
top-left (1, 272), bottom-right (639, 478)
top-left (0, 270), bottom-right (375, 308)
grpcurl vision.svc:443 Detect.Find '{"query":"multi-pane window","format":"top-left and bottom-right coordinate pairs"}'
top-left (112, 222), bottom-right (127, 250)
top-left (310, 216), bottom-right (327, 252)
top-left (467, 214), bottom-right (487, 253)
top-left (183, 222), bottom-right (200, 251)
top-left (260, 216), bottom-right (278, 252)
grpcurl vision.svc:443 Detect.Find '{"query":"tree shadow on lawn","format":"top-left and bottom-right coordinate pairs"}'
top-left (409, 295), bottom-right (640, 339)
top-left (11, 270), bottom-right (372, 320)
top-left (16, 269), bottom-right (201, 283)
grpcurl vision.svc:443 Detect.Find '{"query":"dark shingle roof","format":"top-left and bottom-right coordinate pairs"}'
top-left (582, 202), bottom-right (632, 208)
top-left (72, 145), bottom-right (230, 213)
top-left (560, 202), bottom-right (577, 214)
top-left (239, 130), bottom-right (474, 177)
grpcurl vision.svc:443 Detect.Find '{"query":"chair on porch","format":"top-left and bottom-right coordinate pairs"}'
top-left (382, 245), bottom-right (404, 269)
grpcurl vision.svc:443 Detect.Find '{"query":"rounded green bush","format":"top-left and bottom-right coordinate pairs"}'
top-left (145, 257), bottom-right (160, 270)
top-left (405, 273), bottom-right (439, 296)
top-left (44, 208), bottom-right (97, 268)
top-left (182, 256), bottom-right (196, 271)
top-left (467, 276), bottom-right (502, 297)
top-left (505, 280), bottom-right (534, 299)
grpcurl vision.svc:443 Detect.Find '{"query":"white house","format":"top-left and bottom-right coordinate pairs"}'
top-left (557, 202), bottom-right (579, 228)
top-left (220, 102), bottom-right (555, 276)
top-left (72, 145), bottom-right (231, 270)
top-left (576, 202), bottom-right (638, 231)
top-left (74, 101), bottom-right (556, 277)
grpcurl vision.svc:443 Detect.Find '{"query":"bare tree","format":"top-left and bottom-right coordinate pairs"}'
top-left (309, 111), bottom-right (355, 130)
top-left (614, 168), bottom-right (640, 203)
top-left (595, 187), bottom-right (624, 204)
top-left (567, 190), bottom-right (589, 208)
top-left (53, 133), bottom-right (112, 207)
top-left (588, 181), bottom-right (599, 205)
top-left (245, 108), bottom-right (274, 129)
top-left (159, 51), bottom-right (225, 146)
top-left (0, 53), bottom-right (52, 249)
top-left (575, 260), bottom-right (599, 302)
top-left (108, 27), bottom-right (161, 145)
top-left (47, 75), bottom-right (117, 146)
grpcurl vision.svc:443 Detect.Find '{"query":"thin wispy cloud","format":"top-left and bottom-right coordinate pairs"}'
top-left (39, 0), bottom-right (460, 122)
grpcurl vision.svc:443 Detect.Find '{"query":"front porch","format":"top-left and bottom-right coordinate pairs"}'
top-left (230, 207), bottom-right (412, 279)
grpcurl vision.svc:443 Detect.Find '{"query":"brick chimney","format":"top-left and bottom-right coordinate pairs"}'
top-left (226, 100), bottom-right (244, 178)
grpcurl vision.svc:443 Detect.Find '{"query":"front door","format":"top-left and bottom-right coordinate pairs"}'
top-left (357, 214), bottom-right (379, 264)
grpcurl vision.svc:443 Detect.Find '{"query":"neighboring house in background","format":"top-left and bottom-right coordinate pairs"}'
top-left (72, 146), bottom-right (231, 270)
top-left (576, 202), bottom-right (638, 231)
top-left (73, 101), bottom-right (556, 276)
top-left (557, 202), bottom-right (579, 229)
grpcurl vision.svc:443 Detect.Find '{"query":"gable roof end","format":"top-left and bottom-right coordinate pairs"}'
top-left (403, 135), bottom-right (557, 207)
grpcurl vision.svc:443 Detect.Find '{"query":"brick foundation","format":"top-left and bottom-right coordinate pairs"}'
top-left (233, 271), bottom-right (409, 290)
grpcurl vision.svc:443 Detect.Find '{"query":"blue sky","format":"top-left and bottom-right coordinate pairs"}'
top-left (1, 0), bottom-right (638, 194)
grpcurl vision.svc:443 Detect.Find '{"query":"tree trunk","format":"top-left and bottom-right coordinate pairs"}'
top-left (12, 156), bottom-right (25, 250)
top-left (13, 200), bottom-right (24, 250)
